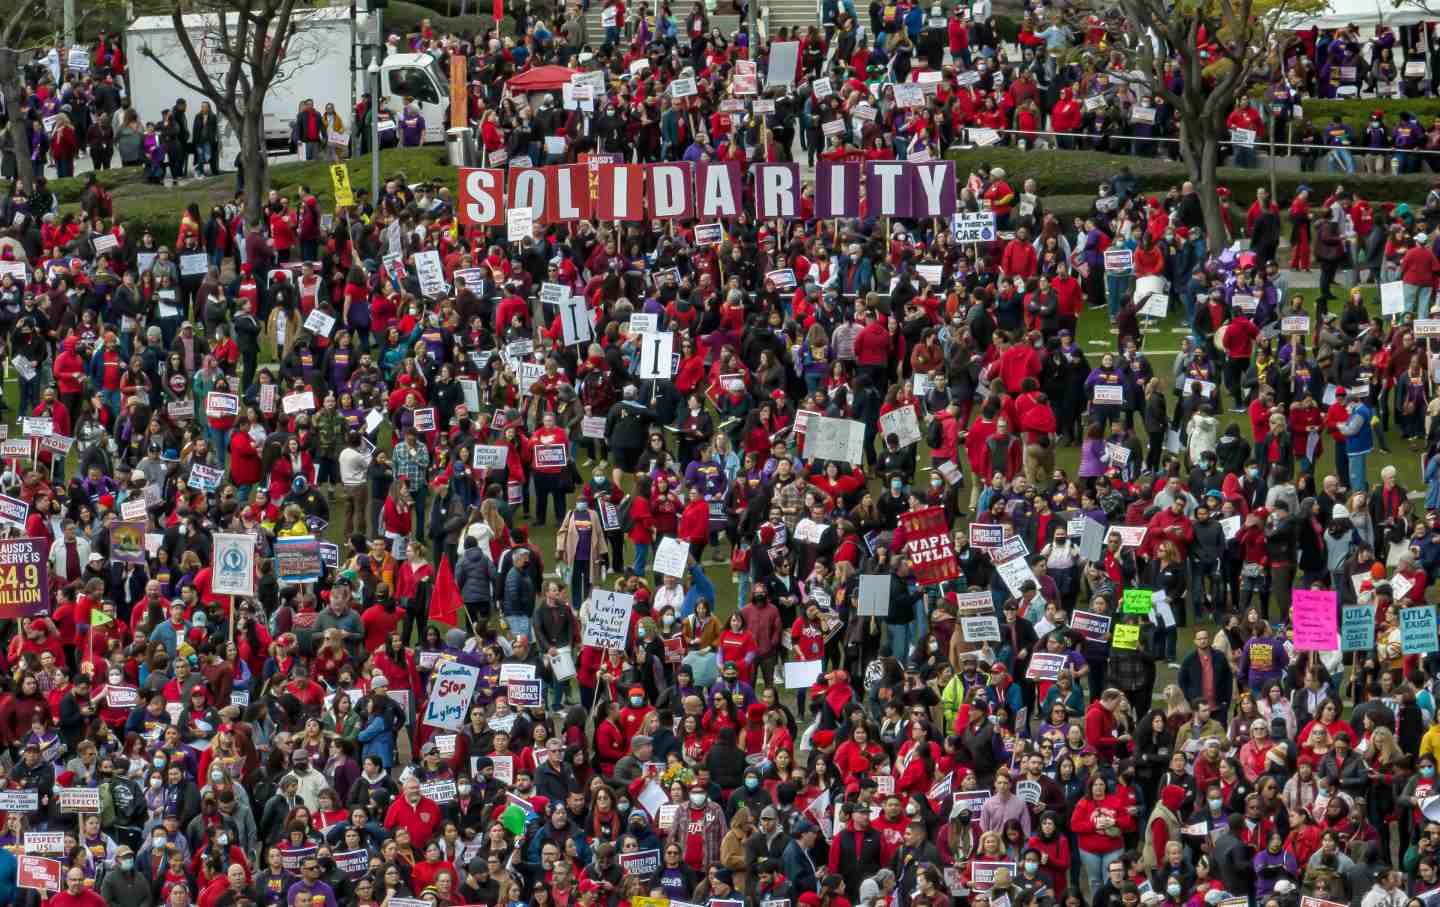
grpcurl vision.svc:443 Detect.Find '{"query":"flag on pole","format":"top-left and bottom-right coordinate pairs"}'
top-left (429, 555), bottom-right (462, 626)
top-left (90, 609), bottom-right (112, 627)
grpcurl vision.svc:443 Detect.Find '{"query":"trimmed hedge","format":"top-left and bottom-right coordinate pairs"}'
top-left (943, 145), bottom-right (1438, 206)
top-left (52, 147), bottom-right (448, 249)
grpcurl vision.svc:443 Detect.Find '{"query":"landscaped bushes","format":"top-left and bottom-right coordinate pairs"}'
top-left (943, 145), bottom-right (1436, 206)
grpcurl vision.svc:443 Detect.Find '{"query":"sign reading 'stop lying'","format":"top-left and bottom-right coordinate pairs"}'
top-left (457, 161), bottom-right (959, 225)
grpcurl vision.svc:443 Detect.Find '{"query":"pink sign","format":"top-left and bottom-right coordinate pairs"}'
top-left (1292, 589), bottom-right (1339, 651)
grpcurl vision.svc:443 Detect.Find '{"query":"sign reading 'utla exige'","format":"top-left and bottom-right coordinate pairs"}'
top-left (456, 160), bottom-right (960, 226)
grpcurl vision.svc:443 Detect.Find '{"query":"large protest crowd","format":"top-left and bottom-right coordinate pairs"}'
top-left (5, 2), bottom-right (1440, 907)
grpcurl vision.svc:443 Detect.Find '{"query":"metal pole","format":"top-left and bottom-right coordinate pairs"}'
top-left (371, 9), bottom-right (383, 211)
top-left (1268, 104), bottom-right (1277, 204)
top-left (64, 0), bottom-right (75, 48)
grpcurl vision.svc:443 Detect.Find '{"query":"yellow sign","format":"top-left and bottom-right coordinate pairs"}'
top-left (1113, 624), bottom-right (1139, 650)
top-left (330, 164), bottom-right (354, 207)
top-left (632, 899), bottom-right (669, 907)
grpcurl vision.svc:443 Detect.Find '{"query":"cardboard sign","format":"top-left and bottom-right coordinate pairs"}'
top-left (582, 590), bottom-right (635, 649)
top-left (282, 391), bottom-right (317, 415)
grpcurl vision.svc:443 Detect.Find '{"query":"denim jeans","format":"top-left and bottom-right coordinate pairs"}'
top-left (888, 620), bottom-right (918, 661)
top-left (1080, 848), bottom-right (1123, 903)
top-left (1405, 282), bottom-right (1433, 317)
top-left (1348, 452), bottom-right (1368, 497)
top-left (1106, 274), bottom-right (1132, 320)
top-left (631, 542), bottom-right (650, 575)
top-left (505, 615), bottom-right (531, 640)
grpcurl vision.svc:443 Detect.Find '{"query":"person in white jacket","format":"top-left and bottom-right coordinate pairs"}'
top-left (47, 519), bottom-right (92, 584)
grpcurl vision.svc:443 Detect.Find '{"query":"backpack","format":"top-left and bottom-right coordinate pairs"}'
top-left (107, 776), bottom-right (146, 826)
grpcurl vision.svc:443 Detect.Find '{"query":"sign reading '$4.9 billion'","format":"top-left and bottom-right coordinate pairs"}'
top-left (0, 539), bottom-right (48, 618)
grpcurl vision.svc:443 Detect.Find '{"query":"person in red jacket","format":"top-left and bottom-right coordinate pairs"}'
top-left (228, 417), bottom-right (263, 497)
top-left (1071, 773), bottom-right (1136, 901)
top-left (998, 332), bottom-right (1042, 394)
top-left (1325, 387), bottom-right (1351, 479)
top-left (853, 309), bottom-right (892, 392)
top-left (52, 336), bottom-right (86, 422)
top-left (1084, 690), bottom-right (1131, 764)
top-left (269, 201), bottom-right (296, 263)
top-left (1000, 227), bottom-right (1039, 279)
top-left (1221, 312), bottom-right (1260, 411)
top-left (383, 777), bottom-right (442, 846)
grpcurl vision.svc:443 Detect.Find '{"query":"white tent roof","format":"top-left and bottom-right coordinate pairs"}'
top-left (1280, 0), bottom-right (1431, 30)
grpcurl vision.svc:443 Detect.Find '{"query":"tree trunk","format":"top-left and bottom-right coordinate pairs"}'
top-left (1175, 113), bottom-right (1228, 254)
top-left (1195, 126), bottom-right (1227, 251)
top-left (0, 52), bottom-right (36, 195)
top-left (240, 107), bottom-right (270, 226)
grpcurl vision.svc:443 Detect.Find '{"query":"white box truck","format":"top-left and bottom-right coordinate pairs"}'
top-left (125, 7), bottom-right (448, 152)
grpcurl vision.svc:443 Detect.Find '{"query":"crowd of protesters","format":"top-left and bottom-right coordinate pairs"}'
top-left (3, 3), bottom-right (1440, 907)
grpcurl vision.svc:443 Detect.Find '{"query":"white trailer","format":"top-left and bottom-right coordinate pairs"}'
top-left (125, 7), bottom-right (448, 153)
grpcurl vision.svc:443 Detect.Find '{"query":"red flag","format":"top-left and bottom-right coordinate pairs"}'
top-left (493, 0), bottom-right (502, 21)
top-left (429, 554), bottom-right (462, 626)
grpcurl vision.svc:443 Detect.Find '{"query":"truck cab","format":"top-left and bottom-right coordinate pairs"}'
top-left (379, 53), bottom-right (448, 144)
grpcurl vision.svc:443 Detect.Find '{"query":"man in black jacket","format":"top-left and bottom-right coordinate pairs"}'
top-left (455, 536), bottom-right (495, 628)
top-left (892, 820), bottom-right (943, 907)
top-left (828, 805), bottom-right (882, 900)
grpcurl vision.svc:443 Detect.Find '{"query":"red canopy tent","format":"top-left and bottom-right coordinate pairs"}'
top-left (506, 65), bottom-right (578, 92)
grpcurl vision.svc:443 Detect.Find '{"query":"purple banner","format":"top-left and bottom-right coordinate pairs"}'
top-left (910, 161), bottom-right (958, 217)
top-left (0, 538), bottom-right (49, 618)
top-left (866, 161), bottom-right (913, 217)
top-left (751, 162), bottom-right (802, 219)
top-left (695, 161), bottom-right (743, 218)
top-left (815, 162), bottom-right (861, 219)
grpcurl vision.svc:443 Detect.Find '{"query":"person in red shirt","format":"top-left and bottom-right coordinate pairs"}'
top-left (1221, 312), bottom-right (1260, 411)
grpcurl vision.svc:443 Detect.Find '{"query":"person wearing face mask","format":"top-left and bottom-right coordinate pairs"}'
top-left (99, 844), bottom-right (148, 907)
top-left (667, 781), bottom-right (726, 872)
top-left (728, 765), bottom-right (773, 819)
top-left (557, 498), bottom-right (607, 612)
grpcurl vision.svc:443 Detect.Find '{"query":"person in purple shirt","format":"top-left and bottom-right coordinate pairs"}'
top-left (399, 105), bottom-right (426, 147)
top-left (285, 853), bottom-right (338, 907)
top-left (1238, 622), bottom-right (1289, 695)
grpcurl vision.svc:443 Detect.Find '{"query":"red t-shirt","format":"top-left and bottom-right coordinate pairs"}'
top-left (683, 806), bottom-right (708, 869)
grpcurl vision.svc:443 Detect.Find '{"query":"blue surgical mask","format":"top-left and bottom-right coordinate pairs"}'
top-left (1025, 861), bottom-right (1039, 874)
top-left (1208, 797), bottom-right (1223, 811)
top-left (1168, 883), bottom-right (1182, 898)
top-left (1424, 766), bottom-right (1436, 779)
top-left (745, 777), bottom-right (759, 790)
top-left (891, 480), bottom-right (902, 493)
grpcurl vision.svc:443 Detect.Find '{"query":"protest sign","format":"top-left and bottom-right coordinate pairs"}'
top-left (900, 507), bottom-right (959, 584)
top-left (421, 660), bottom-right (482, 731)
top-left (0, 538), bottom-right (48, 617)
top-left (213, 533), bottom-right (257, 597)
top-left (1402, 606), bottom-right (1438, 654)
top-left (1292, 589), bottom-right (1339, 651)
top-left (583, 591), bottom-right (635, 649)
top-left (1341, 604), bottom-right (1377, 652)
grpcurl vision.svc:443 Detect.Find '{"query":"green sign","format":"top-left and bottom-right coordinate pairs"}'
top-left (1122, 588), bottom-right (1153, 614)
